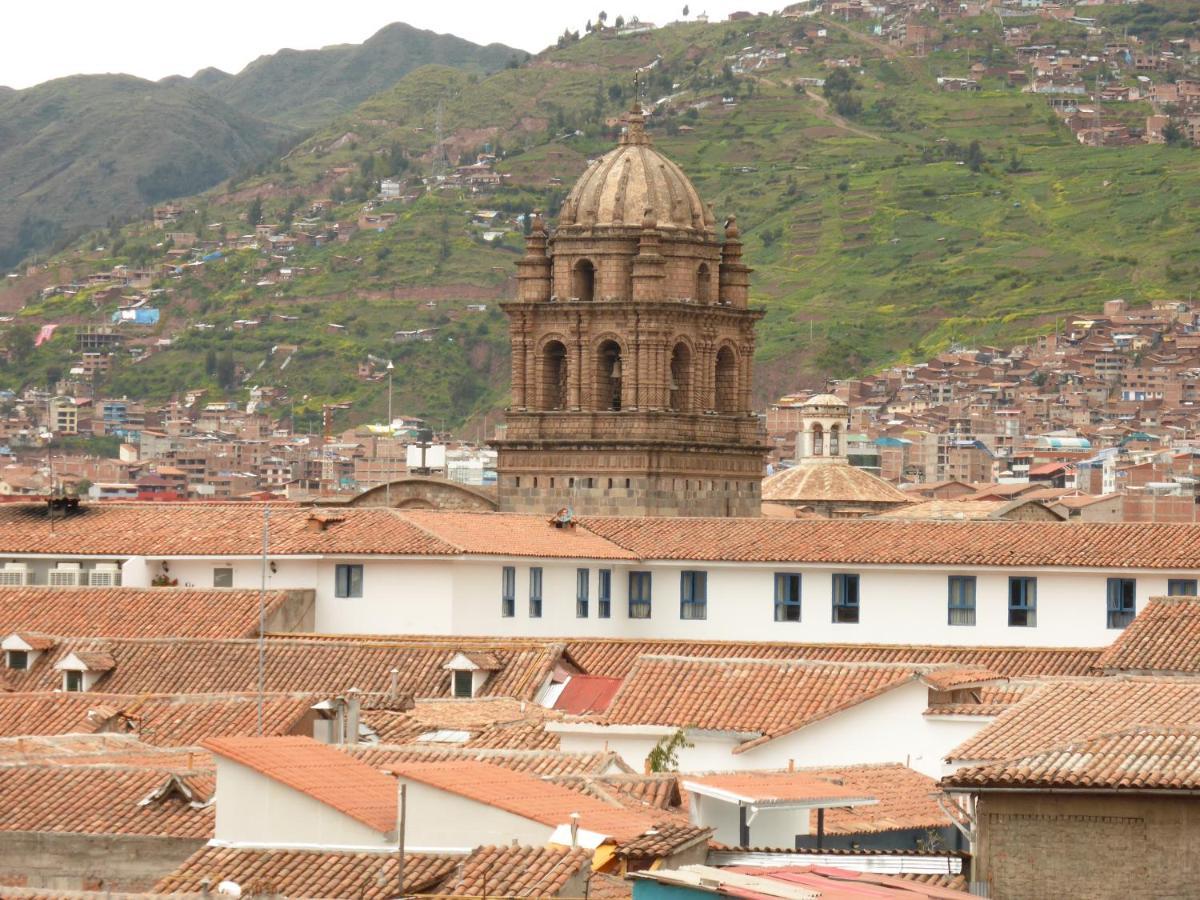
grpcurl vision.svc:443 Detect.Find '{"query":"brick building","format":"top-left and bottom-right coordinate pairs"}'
top-left (494, 106), bottom-right (767, 516)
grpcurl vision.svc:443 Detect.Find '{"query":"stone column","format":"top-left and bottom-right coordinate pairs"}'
top-left (569, 312), bottom-right (584, 410)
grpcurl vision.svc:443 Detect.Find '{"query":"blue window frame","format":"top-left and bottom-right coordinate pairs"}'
top-left (598, 569), bottom-right (612, 618)
top-left (948, 576), bottom-right (976, 626)
top-left (1106, 577), bottom-right (1135, 629)
top-left (680, 571), bottom-right (707, 620)
top-left (774, 573), bottom-right (801, 622)
top-left (334, 564), bottom-right (362, 599)
top-left (629, 571), bottom-right (652, 619)
top-left (576, 568), bottom-right (589, 618)
top-left (832, 574), bottom-right (859, 623)
top-left (1008, 577), bottom-right (1037, 627)
top-left (529, 567), bottom-right (543, 618)
top-left (1169, 579), bottom-right (1198, 597)
top-left (501, 566), bottom-right (515, 617)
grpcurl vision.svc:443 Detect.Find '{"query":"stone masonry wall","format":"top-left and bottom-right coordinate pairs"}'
top-left (975, 792), bottom-right (1200, 900)
top-left (0, 832), bottom-right (205, 892)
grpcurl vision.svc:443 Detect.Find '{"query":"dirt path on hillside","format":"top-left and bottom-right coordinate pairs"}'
top-left (803, 89), bottom-right (884, 142)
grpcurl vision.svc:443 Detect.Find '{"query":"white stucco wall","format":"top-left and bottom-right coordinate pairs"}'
top-left (553, 681), bottom-right (991, 779)
top-left (392, 777), bottom-right (552, 850)
top-left (212, 757), bottom-right (394, 849)
top-left (15, 550), bottom-right (1200, 648)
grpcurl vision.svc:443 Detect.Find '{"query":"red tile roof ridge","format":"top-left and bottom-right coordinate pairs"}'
top-left (203, 735), bottom-right (397, 833)
top-left (557, 635), bottom-right (1100, 654)
top-left (633, 653), bottom-right (973, 674)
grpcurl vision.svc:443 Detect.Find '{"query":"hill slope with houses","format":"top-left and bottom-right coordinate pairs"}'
top-left (4, 5), bottom-right (1200, 432)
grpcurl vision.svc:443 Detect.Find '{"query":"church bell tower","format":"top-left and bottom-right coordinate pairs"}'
top-left (493, 105), bottom-right (767, 517)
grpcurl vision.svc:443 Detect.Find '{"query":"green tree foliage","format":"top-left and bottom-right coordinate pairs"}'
top-left (965, 140), bottom-right (985, 172)
top-left (216, 350), bottom-right (236, 389)
top-left (823, 68), bottom-right (862, 118)
top-left (647, 728), bottom-right (694, 772)
top-left (246, 197), bottom-right (263, 228)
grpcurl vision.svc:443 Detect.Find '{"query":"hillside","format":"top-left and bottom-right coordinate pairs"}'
top-left (201, 22), bottom-right (525, 129)
top-left (6, 8), bottom-right (1200, 433)
top-left (0, 24), bottom-right (522, 268)
top-left (0, 75), bottom-right (288, 269)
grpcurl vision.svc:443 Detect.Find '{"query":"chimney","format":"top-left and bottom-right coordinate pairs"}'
top-left (200, 879), bottom-right (211, 899)
top-left (389, 667), bottom-right (400, 700)
top-left (787, 759), bottom-right (795, 773)
top-left (570, 812), bottom-right (581, 848)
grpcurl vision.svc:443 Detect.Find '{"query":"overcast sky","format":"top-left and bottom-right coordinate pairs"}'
top-left (2, 1), bottom-right (752, 90)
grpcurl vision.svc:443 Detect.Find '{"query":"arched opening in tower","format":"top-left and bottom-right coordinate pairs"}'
top-left (811, 423), bottom-right (825, 456)
top-left (715, 346), bottom-right (737, 414)
top-left (572, 259), bottom-right (596, 302)
top-left (597, 340), bottom-right (623, 411)
top-left (670, 342), bottom-right (693, 412)
top-left (830, 424), bottom-right (841, 456)
top-left (542, 341), bottom-right (567, 410)
top-left (696, 263), bottom-right (711, 304)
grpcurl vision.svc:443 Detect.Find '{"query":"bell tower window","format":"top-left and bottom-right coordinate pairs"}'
top-left (696, 263), bottom-right (711, 304)
top-left (715, 346), bottom-right (737, 414)
top-left (572, 259), bottom-right (596, 302)
top-left (597, 340), bottom-right (623, 411)
top-left (830, 424), bottom-right (841, 456)
top-left (670, 343), bottom-right (692, 412)
top-left (542, 341), bottom-right (567, 410)
top-left (812, 424), bottom-right (824, 456)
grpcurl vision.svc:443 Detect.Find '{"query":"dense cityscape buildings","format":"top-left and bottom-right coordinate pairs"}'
top-left (6, 3), bottom-right (1200, 900)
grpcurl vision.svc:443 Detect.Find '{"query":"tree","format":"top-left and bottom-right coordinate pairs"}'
top-left (598, 10), bottom-right (608, 24)
top-left (1164, 121), bottom-right (1190, 146)
top-left (5, 323), bottom-right (35, 366)
top-left (216, 350), bottom-right (236, 389)
top-left (586, 19), bottom-right (593, 32)
top-left (246, 197), bottom-right (263, 228)
top-left (205, 348), bottom-right (218, 376)
top-left (647, 729), bottom-right (693, 772)
top-left (615, 14), bottom-right (625, 28)
top-left (965, 139), bottom-right (984, 172)
top-left (683, 4), bottom-right (690, 16)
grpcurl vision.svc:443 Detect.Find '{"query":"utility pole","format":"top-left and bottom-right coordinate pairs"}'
top-left (395, 782), bottom-right (407, 898)
top-left (385, 361), bottom-right (394, 506)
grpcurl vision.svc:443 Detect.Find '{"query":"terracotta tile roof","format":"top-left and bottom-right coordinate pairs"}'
top-left (682, 771), bottom-right (869, 807)
top-left (762, 464), bottom-right (912, 505)
top-left (586, 873), bottom-right (633, 900)
top-left (555, 675), bottom-right (624, 714)
top-left (0, 692), bottom-right (317, 746)
top-left (602, 656), bottom-right (943, 750)
top-left (0, 502), bottom-right (457, 556)
top-left (466, 720), bottom-right (562, 750)
top-left (0, 635), bottom-right (563, 700)
top-left (155, 844), bottom-right (591, 899)
top-left (1094, 595), bottom-right (1200, 674)
top-left (799, 764), bottom-right (951, 835)
top-left (388, 759), bottom-right (662, 842)
top-left (579, 516), bottom-right (1200, 568)
top-left (564, 638), bottom-right (1101, 680)
top-left (921, 667), bottom-right (1006, 691)
top-left (204, 735), bottom-right (398, 833)
top-left (0, 586), bottom-right (300, 639)
top-left (434, 844), bottom-right (593, 896)
top-left (944, 726), bottom-right (1200, 792)
top-left (155, 845), bottom-right (460, 897)
top-left (361, 697), bottom-right (561, 746)
top-left (614, 822), bottom-right (712, 860)
top-left (873, 500), bottom-right (1011, 520)
top-left (550, 773), bottom-right (683, 813)
top-left (926, 683), bottom-right (1036, 717)
top-left (400, 509), bottom-right (636, 559)
top-left (948, 677), bottom-right (1200, 763)
top-left (67, 651), bottom-right (116, 671)
top-left (348, 745), bottom-right (628, 778)
top-left (0, 763), bottom-right (213, 838)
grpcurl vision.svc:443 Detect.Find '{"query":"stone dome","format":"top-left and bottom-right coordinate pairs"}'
top-left (802, 393), bottom-right (848, 408)
top-left (558, 109), bottom-right (716, 234)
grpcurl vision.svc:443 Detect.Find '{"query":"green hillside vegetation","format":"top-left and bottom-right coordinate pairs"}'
top-left (7, 8), bottom-right (1200, 431)
top-left (0, 76), bottom-right (290, 269)
top-left (0, 24), bottom-right (521, 268)
top-left (199, 22), bottom-right (525, 129)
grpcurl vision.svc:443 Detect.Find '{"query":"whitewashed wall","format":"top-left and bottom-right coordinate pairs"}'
top-left (688, 791), bottom-right (814, 847)
top-left (392, 778), bottom-right (550, 850)
top-left (212, 757), bottom-right (393, 849)
top-left (15, 550), bottom-right (1200, 648)
top-left (553, 682), bottom-right (992, 779)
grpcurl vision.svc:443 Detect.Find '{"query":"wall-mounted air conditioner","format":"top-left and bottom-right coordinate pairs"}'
top-left (0, 563), bottom-right (30, 586)
top-left (47, 562), bottom-right (82, 587)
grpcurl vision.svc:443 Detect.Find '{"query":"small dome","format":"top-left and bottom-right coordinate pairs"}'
top-left (558, 109), bottom-right (715, 234)
top-left (802, 393), bottom-right (848, 408)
